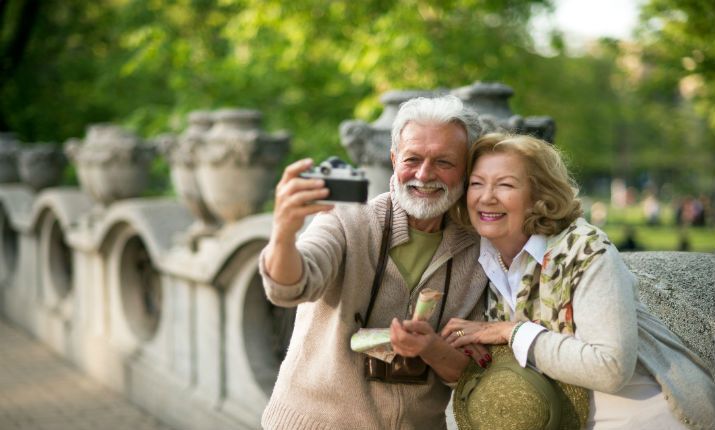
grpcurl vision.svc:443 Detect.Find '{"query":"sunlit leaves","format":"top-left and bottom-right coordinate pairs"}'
top-left (1, 0), bottom-right (711, 196)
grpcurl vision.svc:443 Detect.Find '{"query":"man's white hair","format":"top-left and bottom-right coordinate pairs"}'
top-left (390, 94), bottom-right (482, 153)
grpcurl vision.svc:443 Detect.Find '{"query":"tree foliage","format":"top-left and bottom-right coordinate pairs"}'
top-left (638, 0), bottom-right (715, 127)
top-left (0, 0), bottom-right (712, 195)
top-left (633, 0), bottom-right (715, 192)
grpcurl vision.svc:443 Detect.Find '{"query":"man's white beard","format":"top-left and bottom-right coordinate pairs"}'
top-left (392, 175), bottom-right (464, 220)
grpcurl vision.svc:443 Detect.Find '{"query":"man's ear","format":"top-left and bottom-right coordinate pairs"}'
top-left (390, 151), bottom-right (396, 169)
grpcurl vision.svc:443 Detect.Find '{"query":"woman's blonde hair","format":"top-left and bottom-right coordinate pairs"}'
top-left (451, 133), bottom-right (583, 236)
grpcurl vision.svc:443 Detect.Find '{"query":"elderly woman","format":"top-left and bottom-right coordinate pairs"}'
top-left (442, 133), bottom-right (715, 429)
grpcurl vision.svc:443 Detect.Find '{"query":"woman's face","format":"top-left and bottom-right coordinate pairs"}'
top-left (466, 151), bottom-right (532, 251)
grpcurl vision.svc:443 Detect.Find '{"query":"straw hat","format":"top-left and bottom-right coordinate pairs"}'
top-left (452, 345), bottom-right (589, 430)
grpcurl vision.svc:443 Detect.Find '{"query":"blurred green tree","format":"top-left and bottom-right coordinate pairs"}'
top-left (0, 0), bottom-right (712, 196)
top-left (0, 0), bottom-right (550, 161)
top-left (632, 0), bottom-right (715, 193)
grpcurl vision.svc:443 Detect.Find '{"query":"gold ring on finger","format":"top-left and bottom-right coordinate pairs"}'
top-left (455, 329), bottom-right (465, 337)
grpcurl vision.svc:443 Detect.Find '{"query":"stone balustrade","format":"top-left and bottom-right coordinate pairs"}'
top-left (0, 85), bottom-right (712, 430)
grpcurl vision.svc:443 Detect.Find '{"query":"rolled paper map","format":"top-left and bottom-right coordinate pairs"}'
top-left (349, 288), bottom-right (444, 363)
top-left (350, 328), bottom-right (396, 362)
top-left (412, 288), bottom-right (444, 321)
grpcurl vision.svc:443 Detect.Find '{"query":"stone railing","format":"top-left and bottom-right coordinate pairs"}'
top-left (0, 83), bottom-right (712, 430)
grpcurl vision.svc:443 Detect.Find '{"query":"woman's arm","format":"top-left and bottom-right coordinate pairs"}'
top-left (442, 245), bottom-right (639, 393)
top-left (530, 245), bottom-right (639, 393)
top-left (442, 319), bottom-right (515, 345)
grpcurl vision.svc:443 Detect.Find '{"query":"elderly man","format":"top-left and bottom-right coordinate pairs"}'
top-left (259, 95), bottom-right (488, 429)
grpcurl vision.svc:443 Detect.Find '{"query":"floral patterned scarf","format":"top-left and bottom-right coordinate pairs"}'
top-left (486, 219), bottom-right (612, 334)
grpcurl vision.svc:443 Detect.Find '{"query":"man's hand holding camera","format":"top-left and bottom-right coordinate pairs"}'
top-left (265, 158), bottom-right (334, 285)
top-left (274, 158), bottom-right (334, 238)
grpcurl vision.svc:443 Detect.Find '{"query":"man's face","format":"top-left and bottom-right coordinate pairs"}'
top-left (390, 121), bottom-right (468, 221)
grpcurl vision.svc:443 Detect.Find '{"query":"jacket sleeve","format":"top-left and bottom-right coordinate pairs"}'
top-left (530, 244), bottom-right (639, 393)
top-left (260, 210), bottom-right (347, 307)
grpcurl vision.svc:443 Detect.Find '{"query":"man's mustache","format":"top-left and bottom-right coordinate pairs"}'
top-left (401, 179), bottom-right (448, 191)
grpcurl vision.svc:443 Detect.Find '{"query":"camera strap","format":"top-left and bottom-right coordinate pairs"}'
top-left (355, 196), bottom-right (453, 329)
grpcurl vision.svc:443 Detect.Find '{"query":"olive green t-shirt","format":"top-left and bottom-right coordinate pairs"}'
top-left (389, 227), bottom-right (443, 290)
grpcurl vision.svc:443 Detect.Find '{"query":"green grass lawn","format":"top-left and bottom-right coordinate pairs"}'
top-left (602, 225), bottom-right (715, 253)
top-left (588, 202), bottom-right (715, 252)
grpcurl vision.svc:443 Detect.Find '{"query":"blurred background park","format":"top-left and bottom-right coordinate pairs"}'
top-left (0, 0), bottom-right (713, 252)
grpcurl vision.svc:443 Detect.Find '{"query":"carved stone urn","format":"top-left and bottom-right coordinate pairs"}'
top-left (64, 124), bottom-right (156, 206)
top-left (160, 110), bottom-right (219, 225)
top-left (451, 82), bottom-right (556, 142)
top-left (195, 109), bottom-right (290, 223)
top-left (339, 90), bottom-right (435, 197)
top-left (0, 132), bottom-right (20, 183)
top-left (18, 144), bottom-right (67, 190)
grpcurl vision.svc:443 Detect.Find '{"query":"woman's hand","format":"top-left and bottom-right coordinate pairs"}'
top-left (390, 319), bottom-right (476, 382)
top-left (441, 318), bottom-right (516, 348)
top-left (391, 319), bottom-right (493, 369)
top-left (457, 342), bottom-right (492, 368)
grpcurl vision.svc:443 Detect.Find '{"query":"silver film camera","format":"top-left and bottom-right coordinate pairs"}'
top-left (299, 157), bottom-right (369, 203)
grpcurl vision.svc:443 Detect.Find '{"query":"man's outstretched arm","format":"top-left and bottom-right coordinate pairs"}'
top-left (264, 158), bottom-right (332, 285)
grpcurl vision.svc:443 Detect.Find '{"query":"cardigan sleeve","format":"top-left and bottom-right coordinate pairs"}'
top-left (529, 244), bottom-right (639, 393)
top-left (260, 209), bottom-right (348, 307)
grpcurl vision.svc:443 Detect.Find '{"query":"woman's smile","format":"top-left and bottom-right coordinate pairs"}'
top-left (478, 211), bottom-right (506, 221)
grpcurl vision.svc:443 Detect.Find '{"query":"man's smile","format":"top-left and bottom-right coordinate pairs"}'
top-left (408, 185), bottom-right (445, 196)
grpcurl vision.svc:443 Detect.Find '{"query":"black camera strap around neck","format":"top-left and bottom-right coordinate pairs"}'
top-left (355, 196), bottom-right (453, 328)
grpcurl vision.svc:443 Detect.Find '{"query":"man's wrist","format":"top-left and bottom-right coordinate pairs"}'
top-left (270, 227), bottom-right (297, 247)
top-left (417, 334), bottom-right (445, 362)
top-left (264, 236), bottom-right (303, 285)
top-left (420, 338), bottom-right (468, 383)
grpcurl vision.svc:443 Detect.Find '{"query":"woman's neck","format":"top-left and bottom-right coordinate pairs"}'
top-left (492, 236), bottom-right (529, 267)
